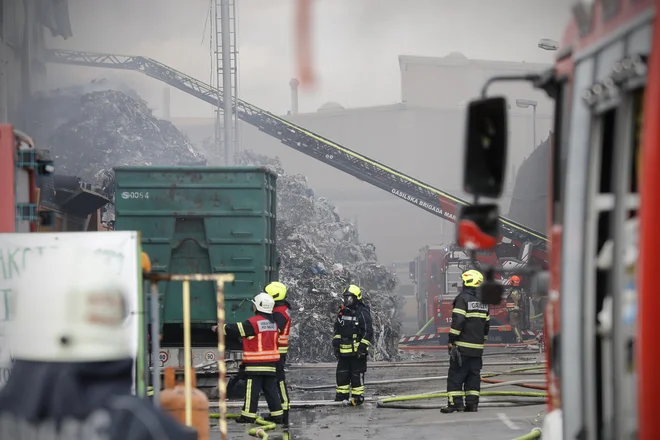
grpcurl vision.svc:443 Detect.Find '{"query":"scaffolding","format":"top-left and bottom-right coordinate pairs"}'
top-left (211, 0), bottom-right (239, 165)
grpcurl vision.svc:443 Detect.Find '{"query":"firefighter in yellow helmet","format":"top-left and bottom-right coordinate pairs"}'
top-left (265, 281), bottom-right (292, 426)
top-left (332, 284), bottom-right (373, 405)
top-left (441, 269), bottom-right (490, 414)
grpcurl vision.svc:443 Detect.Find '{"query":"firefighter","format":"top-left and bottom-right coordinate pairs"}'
top-left (441, 269), bottom-right (489, 414)
top-left (265, 281), bottom-right (292, 426)
top-left (332, 284), bottom-right (373, 406)
top-left (223, 292), bottom-right (284, 424)
top-left (507, 275), bottom-right (524, 343)
top-left (0, 248), bottom-right (198, 440)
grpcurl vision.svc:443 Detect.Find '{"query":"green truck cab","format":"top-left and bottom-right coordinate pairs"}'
top-left (114, 166), bottom-right (279, 359)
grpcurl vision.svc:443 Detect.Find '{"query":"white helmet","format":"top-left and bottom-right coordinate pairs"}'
top-left (10, 246), bottom-right (132, 362)
top-left (252, 292), bottom-right (275, 314)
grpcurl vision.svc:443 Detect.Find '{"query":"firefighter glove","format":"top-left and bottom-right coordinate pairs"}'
top-left (332, 337), bottom-right (340, 348)
top-left (357, 342), bottom-right (369, 357)
top-left (450, 346), bottom-right (462, 367)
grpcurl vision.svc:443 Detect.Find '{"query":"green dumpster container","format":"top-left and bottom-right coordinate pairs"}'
top-left (114, 166), bottom-right (278, 347)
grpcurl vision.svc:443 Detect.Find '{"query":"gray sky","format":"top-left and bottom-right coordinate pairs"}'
top-left (47, 0), bottom-right (571, 118)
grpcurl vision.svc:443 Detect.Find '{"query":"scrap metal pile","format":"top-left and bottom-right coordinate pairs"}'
top-left (29, 83), bottom-right (206, 203)
top-left (34, 86), bottom-right (401, 363)
top-left (236, 151), bottom-right (401, 362)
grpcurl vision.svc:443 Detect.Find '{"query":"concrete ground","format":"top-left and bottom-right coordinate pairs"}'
top-left (211, 348), bottom-right (545, 440)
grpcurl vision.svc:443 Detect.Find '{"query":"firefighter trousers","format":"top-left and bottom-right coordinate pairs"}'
top-left (446, 354), bottom-right (483, 408)
top-left (276, 354), bottom-right (291, 412)
top-left (335, 356), bottom-right (366, 401)
top-left (241, 374), bottom-right (283, 421)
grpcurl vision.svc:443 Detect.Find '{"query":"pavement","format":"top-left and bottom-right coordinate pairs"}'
top-left (211, 349), bottom-right (545, 440)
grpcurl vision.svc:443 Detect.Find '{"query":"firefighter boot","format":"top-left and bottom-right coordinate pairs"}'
top-left (264, 414), bottom-right (284, 424)
top-left (352, 395), bottom-right (364, 406)
top-left (235, 416), bottom-right (256, 424)
top-left (335, 393), bottom-right (346, 402)
top-left (440, 405), bottom-right (465, 414)
top-left (465, 404), bottom-right (478, 412)
top-left (282, 409), bottom-right (289, 426)
top-left (514, 327), bottom-right (523, 343)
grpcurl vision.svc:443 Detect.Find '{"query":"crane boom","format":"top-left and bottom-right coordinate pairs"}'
top-left (43, 49), bottom-right (548, 260)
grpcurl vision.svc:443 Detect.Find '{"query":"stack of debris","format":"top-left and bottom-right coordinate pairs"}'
top-left (30, 85), bottom-right (206, 203)
top-left (236, 151), bottom-right (402, 362)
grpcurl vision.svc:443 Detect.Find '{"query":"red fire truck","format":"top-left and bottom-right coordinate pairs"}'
top-left (459, 0), bottom-right (659, 438)
top-left (541, 1), bottom-right (658, 438)
top-left (410, 242), bottom-right (538, 343)
top-left (0, 126), bottom-right (50, 233)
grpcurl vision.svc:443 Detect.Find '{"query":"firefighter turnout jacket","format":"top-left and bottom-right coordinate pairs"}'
top-left (333, 303), bottom-right (373, 357)
top-left (225, 313), bottom-right (280, 374)
top-left (272, 300), bottom-right (292, 354)
top-left (447, 287), bottom-right (490, 357)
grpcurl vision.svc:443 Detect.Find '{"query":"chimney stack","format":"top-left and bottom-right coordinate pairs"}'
top-left (163, 87), bottom-right (171, 120)
top-left (289, 78), bottom-right (299, 115)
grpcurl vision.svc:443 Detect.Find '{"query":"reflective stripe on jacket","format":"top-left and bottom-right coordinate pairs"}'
top-left (333, 303), bottom-right (373, 357)
top-left (447, 287), bottom-right (490, 357)
top-left (241, 315), bottom-right (280, 372)
top-left (273, 304), bottom-right (291, 354)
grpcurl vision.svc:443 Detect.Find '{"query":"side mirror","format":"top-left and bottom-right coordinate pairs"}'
top-left (464, 97), bottom-right (508, 198)
top-left (456, 204), bottom-right (500, 250)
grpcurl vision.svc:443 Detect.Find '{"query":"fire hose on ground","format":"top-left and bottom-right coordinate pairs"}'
top-left (209, 414), bottom-right (277, 440)
top-left (376, 390), bottom-right (547, 410)
top-left (512, 428), bottom-right (543, 440)
top-left (287, 359), bottom-right (541, 370)
top-left (206, 363), bottom-right (547, 437)
top-left (290, 365), bottom-right (547, 391)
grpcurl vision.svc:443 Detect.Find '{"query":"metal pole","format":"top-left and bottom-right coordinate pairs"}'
top-left (221, 0), bottom-right (234, 165)
top-left (142, 280), bottom-right (150, 398)
top-left (215, 275), bottom-right (234, 440)
top-left (150, 281), bottom-right (161, 408)
top-left (532, 105), bottom-right (537, 151)
top-left (182, 280), bottom-right (193, 427)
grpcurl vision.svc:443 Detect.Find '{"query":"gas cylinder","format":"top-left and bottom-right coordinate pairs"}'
top-left (160, 367), bottom-right (210, 440)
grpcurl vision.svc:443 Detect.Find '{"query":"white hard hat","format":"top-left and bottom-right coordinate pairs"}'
top-left (10, 246), bottom-right (132, 362)
top-left (252, 292), bottom-right (275, 314)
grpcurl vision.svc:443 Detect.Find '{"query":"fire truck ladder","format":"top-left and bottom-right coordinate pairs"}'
top-left (44, 49), bottom-right (549, 258)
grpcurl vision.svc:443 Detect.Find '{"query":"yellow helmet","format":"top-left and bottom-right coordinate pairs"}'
top-left (343, 284), bottom-right (362, 301)
top-left (461, 270), bottom-right (483, 287)
top-left (265, 281), bottom-right (287, 301)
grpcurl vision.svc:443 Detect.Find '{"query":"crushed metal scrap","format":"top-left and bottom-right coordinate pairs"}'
top-left (29, 84), bottom-right (206, 208)
top-left (237, 151), bottom-right (402, 362)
